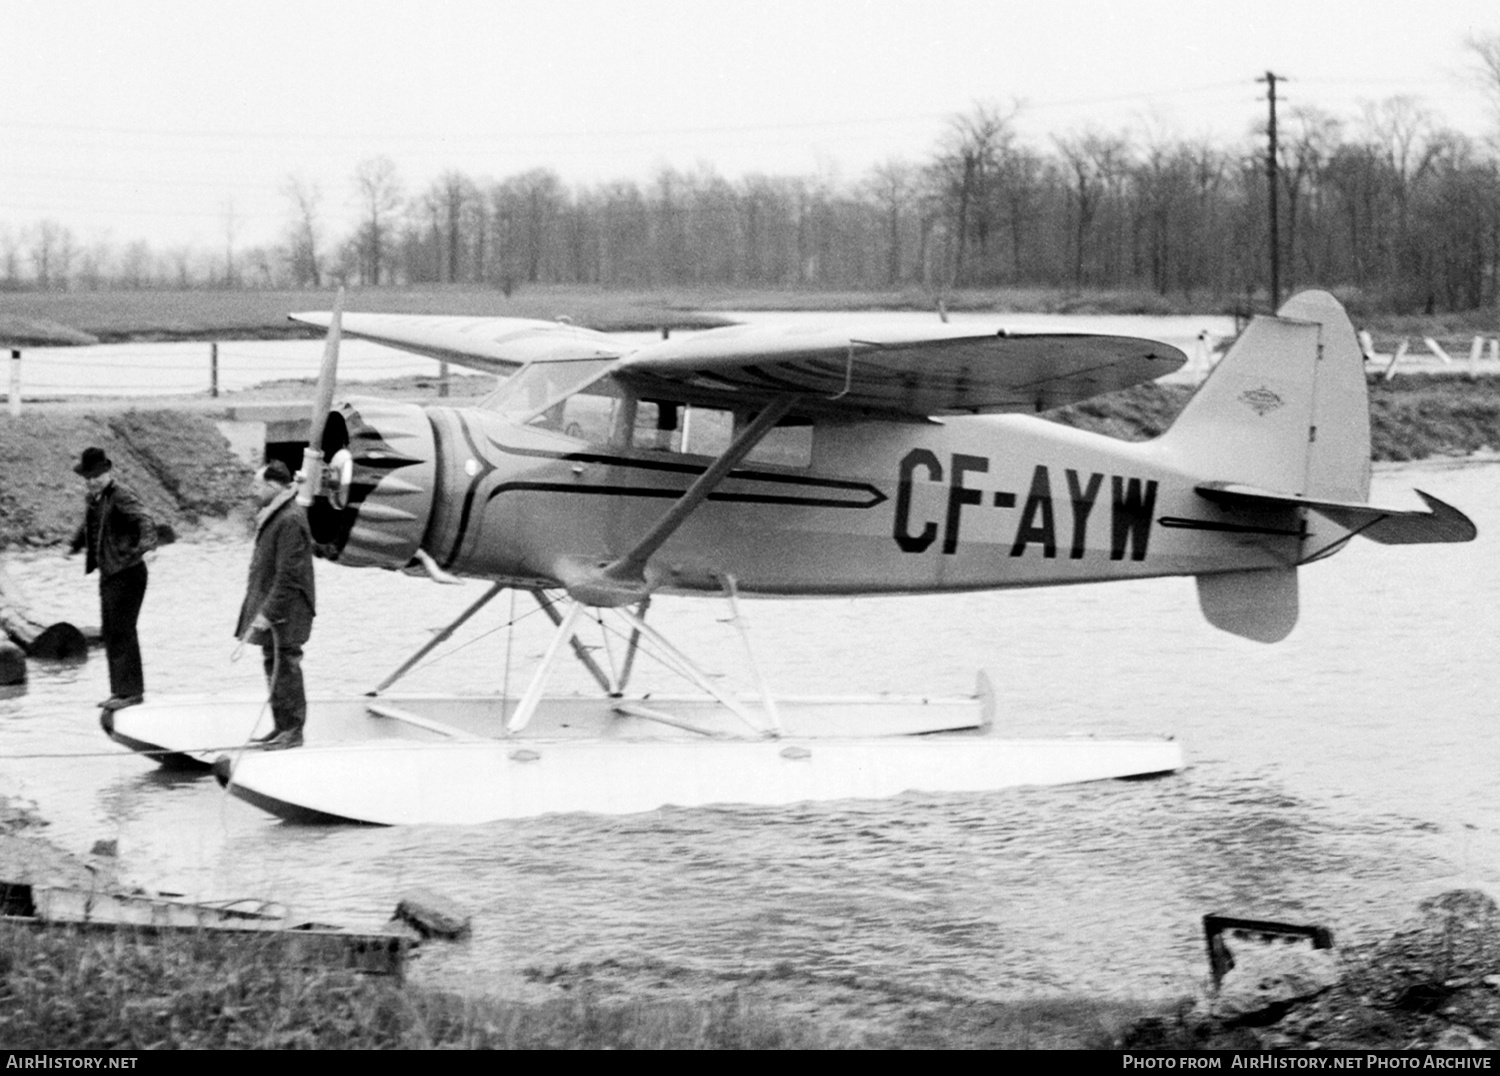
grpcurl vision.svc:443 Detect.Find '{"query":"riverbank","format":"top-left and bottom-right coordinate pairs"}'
top-left (0, 799), bottom-right (1151, 1049)
top-left (0, 788), bottom-right (1493, 1049)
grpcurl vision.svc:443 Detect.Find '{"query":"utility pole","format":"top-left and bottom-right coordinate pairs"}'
top-left (1259, 71), bottom-right (1286, 312)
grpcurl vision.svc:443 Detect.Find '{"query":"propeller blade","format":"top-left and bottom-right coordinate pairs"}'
top-left (298, 288), bottom-right (344, 507)
top-left (308, 287), bottom-right (344, 450)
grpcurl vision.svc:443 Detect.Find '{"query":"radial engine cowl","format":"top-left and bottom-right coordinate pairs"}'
top-left (317, 399), bottom-right (436, 569)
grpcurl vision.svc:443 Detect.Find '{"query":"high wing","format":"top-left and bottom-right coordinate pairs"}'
top-left (289, 312), bottom-right (1185, 417)
top-left (616, 321), bottom-right (1185, 416)
top-left (288, 312), bottom-right (625, 375)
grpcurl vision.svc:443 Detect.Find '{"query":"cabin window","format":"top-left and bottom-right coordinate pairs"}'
top-left (630, 401), bottom-right (812, 467)
top-left (631, 400), bottom-right (684, 452)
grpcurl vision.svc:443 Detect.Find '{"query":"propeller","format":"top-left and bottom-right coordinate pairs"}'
top-left (297, 287), bottom-right (344, 507)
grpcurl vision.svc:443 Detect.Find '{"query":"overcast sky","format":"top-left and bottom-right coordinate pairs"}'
top-left (5, 0), bottom-right (1498, 253)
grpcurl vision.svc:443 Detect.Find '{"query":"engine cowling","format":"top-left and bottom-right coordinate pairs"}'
top-left (310, 398), bottom-right (436, 569)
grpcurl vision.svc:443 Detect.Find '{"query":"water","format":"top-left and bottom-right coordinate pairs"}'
top-left (0, 457), bottom-right (1494, 1003)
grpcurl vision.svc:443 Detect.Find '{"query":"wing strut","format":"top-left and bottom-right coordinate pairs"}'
top-left (555, 395), bottom-right (800, 607)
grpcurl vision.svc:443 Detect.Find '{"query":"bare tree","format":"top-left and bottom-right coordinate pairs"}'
top-left (221, 200), bottom-right (239, 288)
top-left (1055, 131), bottom-right (1130, 288)
top-left (281, 175), bottom-right (324, 288)
top-left (352, 156), bottom-right (404, 285)
top-left (1466, 32), bottom-right (1500, 122)
top-left (1279, 107), bottom-right (1342, 288)
top-left (120, 240), bottom-right (152, 289)
top-left (931, 102), bottom-right (1021, 285)
top-left (865, 159), bottom-right (918, 286)
top-left (0, 228), bottom-right (21, 288)
top-left (28, 220), bottom-right (74, 289)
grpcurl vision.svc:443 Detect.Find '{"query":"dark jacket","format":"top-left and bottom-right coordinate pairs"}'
top-left (70, 480), bottom-right (158, 579)
top-left (235, 491), bottom-right (316, 647)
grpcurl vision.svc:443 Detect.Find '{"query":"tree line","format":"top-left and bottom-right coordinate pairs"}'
top-left (6, 49), bottom-right (1500, 314)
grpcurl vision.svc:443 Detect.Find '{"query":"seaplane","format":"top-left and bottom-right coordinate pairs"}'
top-left (102, 289), bottom-right (1475, 825)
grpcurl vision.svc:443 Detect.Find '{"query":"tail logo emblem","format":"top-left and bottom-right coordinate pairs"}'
top-left (1238, 386), bottom-right (1285, 416)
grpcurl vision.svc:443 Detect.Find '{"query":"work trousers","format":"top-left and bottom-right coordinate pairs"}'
top-left (260, 642), bottom-right (306, 734)
top-left (99, 562), bottom-right (147, 699)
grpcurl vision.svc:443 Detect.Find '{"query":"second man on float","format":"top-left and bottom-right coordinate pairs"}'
top-left (235, 461), bottom-right (316, 750)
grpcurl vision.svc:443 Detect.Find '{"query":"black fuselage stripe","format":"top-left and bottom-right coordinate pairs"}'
top-left (468, 434), bottom-right (883, 497)
top-left (1158, 516), bottom-right (1304, 537)
top-left (483, 482), bottom-right (883, 510)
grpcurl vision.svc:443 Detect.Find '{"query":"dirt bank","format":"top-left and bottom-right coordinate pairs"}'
top-left (1052, 373), bottom-right (1500, 459)
top-left (0, 408), bottom-right (253, 548)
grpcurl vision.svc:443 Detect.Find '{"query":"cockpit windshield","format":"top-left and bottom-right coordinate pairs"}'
top-left (479, 357), bottom-right (619, 422)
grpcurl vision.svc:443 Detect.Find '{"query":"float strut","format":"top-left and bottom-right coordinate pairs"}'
top-left (718, 574), bottom-right (781, 734)
top-left (531, 590), bottom-right (614, 694)
top-left (508, 600), bottom-right (587, 734)
top-left (612, 596), bottom-right (651, 695)
top-left (613, 603), bottom-right (772, 737)
top-left (369, 581), bottom-right (506, 694)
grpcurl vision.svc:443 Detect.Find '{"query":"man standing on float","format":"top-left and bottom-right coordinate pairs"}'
top-left (235, 461), bottom-right (316, 750)
top-left (69, 446), bottom-right (157, 712)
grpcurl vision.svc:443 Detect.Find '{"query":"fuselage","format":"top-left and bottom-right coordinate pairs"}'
top-left (326, 394), bottom-right (1305, 597)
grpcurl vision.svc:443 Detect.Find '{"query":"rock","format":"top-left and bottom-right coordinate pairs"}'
top-left (394, 887), bottom-right (471, 939)
top-left (1431, 1026), bottom-right (1491, 1050)
top-left (0, 640), bottom-right (24, 685)
top-left (1213, 944), bottom-right (1340, 1023)
top-left (1368, 889), bottom-right (1499, 999)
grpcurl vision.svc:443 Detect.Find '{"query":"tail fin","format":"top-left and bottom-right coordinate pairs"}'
top-left (1161, 291), bottom-right (1368, 644)
top-left (1158, 289), bottom-right (1370, 502)
top-left (1159, 291), bottom-right (1474, 643)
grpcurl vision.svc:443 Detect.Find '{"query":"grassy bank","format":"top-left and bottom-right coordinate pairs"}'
top-left (1, 886), bottom-right (1492, 1049)
top-left (1051, 373), bottom-right (1500, 460)
top-left (0, 920), bottom-right (1161, 1049)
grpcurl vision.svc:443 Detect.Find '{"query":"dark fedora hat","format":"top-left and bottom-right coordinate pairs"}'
top-left (73, 446), bottom-right (113, 478)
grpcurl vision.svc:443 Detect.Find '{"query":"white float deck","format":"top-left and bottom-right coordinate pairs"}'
top-left (104, 693), bottom-right (1183, 825)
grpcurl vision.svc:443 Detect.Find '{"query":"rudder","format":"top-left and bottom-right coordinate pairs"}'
top-left (1158, 290), bottom-right (1370, 503)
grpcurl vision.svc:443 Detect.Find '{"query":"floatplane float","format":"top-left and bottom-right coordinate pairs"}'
top-left (102, 290), bottom-right (1474, 825)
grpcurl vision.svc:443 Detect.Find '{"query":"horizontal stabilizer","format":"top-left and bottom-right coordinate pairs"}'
top-left (1196, 482), bottom-right (1477, 545)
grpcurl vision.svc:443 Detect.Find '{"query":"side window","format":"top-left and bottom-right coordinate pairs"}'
top-left (631, 400), bottom-right (683, 452)
top-left (630, 400), bottom-right (812, 468)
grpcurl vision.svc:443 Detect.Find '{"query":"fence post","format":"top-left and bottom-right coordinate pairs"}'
top-left (438, 359), bottom-right (449, 398)
top-left (8, 350), bottom-right (18, 418)
top-left (210, 342), bottom-right (219, 398)
top-left (1383, 339), bottom-right (1408, 382)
